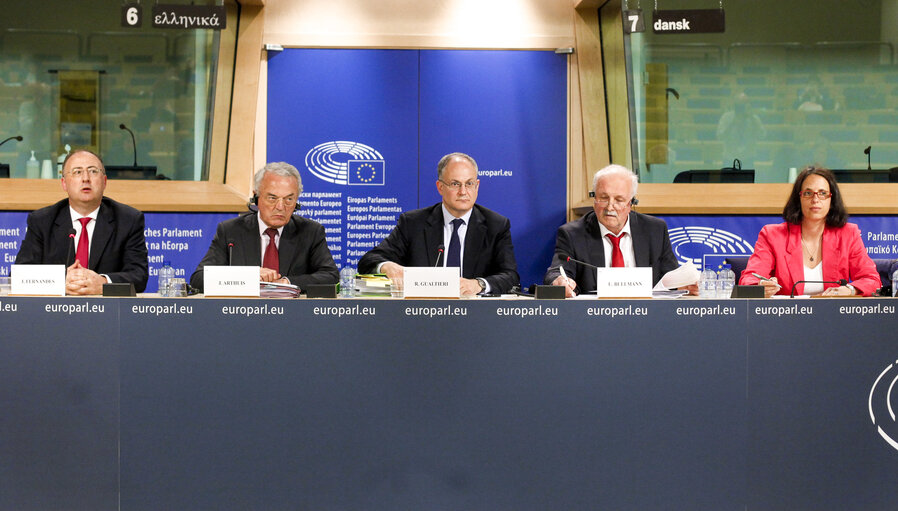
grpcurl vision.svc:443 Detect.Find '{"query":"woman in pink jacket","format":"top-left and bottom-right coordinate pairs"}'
top-left (739, 166), bottom-right (880, 297)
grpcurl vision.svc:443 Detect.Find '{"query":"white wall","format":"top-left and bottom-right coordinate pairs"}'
top-left (262, 0), bottom-right (575, 49)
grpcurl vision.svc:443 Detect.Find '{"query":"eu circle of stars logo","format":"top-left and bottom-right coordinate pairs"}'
top-left (348, 159), bottom-right (385, 185)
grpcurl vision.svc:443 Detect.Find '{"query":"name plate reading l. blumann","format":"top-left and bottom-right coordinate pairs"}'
top-left (11, 264), bottom-right (66, 296)
top-left (595, 267), bottom-right (653, 298)
top-left (403, 267), bottom-right (460, 299)
top-left (204, 266), bottom-right (260, 297)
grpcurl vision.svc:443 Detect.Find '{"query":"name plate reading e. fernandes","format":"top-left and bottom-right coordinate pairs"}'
top-left (204, 266), bottom-right (260, 297)
top-left (595, 267), bottom-right (653, 298)
top-left (11, 264), bottom-right (66, 296)
top-left (403, 267), bottom-right (460, 299)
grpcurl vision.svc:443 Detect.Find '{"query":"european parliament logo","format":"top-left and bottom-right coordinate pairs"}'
top-left (304, 140), bottom-right (386, 186)
top-left (668, 226), bottom-right (754, 267)
top-left (869, 360), bottom-right (898, 452)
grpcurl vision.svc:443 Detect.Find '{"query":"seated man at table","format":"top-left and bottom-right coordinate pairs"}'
top-left (544, 164), bottom-right (682, 297)
top-left (16, 149), bottom-right (149, 294)
top-left (190, 162), bottom-right (339, 292)
top-left (358, 152), bottom-right (519, 296)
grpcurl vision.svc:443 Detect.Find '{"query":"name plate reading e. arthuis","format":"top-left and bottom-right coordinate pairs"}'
top-left (204, 266), bottom-right (260, 297)
top-left (11, 264), bottom-right (66, 296)
top-left (595, 267), bottom-right (653, 298)
top-left (403, 267), bottom-right (460, 298)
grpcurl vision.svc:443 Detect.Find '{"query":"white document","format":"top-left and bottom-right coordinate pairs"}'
top-left (403, 267), bottom-right (460, 298)
top-left (654, 261), bottom-right (701, 291)
top-left (11, 264), bottom-right (66, 296)
top-left (204, 266), bottom-right (260, 297)
top-left (595, 267), bottom-right (653, 298)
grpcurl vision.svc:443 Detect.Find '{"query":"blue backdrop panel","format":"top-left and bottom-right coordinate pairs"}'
top-left (418, 50), bottom-right (568, 288)
top-left (659, 215), bottom-right (898, 270)
top-left (266, 48), bottom-right (567, 286)
top-left (0, 212), bottom-right (27, 277)
top-left (266, 49), bottom-right (420, 269)
top-left (143, 212), bottom-right (236, 292)
top-left (0, 212), bottom-right (233, 293)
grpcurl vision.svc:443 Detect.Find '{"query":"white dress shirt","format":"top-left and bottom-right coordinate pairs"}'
top-left (597, 218), bottom-right (637, 267)
top-left (258, 220), bottom-right (285, 266)
top-left (69, 205), bottom-right (111, 283)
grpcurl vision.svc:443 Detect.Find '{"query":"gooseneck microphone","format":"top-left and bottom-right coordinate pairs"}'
top-left (790, 278), bottom-right (849, 298)
top-left (864, 145), bottom-right (872, 171)
top-left (119, 124), bottom-right (138, 167)
top-left (66, 230), bottom-right (77, 266)
top-left (433, 244), bottom-right (445, 267)
top-left (0, 135), bottom-right (23, 149)
top-left (566, 255), bottom-right (600, 271)
top-left (227, 242), bottom-right (235, 266)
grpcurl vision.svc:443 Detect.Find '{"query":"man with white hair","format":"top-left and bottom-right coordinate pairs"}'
top-left (544, 164), bottom-right (678, 297)
top-left (190, 162), bottom-right (338, 292)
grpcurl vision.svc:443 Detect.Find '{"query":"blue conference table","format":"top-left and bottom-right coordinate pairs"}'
top-left (1, 296), bottom-right (897, 510)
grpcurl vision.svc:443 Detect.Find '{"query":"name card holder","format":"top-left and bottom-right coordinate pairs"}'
top-left (595, 267), bottom-right (653, 298)
top-left (403, 267), bottom-right (460, 299)
top-left (11, 264), bottom-right (66, 296)
top-left (204, 266), bottom-right (260, 297)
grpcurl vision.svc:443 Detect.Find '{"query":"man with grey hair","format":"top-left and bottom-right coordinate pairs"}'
top-left (359, 152), bottom-right (519, 295)
top-left (190, 162), bottom-right (338, 292)
top-left (544, 164), bottom-right (679, 297)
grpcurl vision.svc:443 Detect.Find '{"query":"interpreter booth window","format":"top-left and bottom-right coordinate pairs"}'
top-left (621, 0), bottom-right (898, 184)
top-left (0, 0), bottom-right (236, 181)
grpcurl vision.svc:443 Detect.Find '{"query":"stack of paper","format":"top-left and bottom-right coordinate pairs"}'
top-left (260, 281), bottom-right (300, 298)
top-left (356, 274), bottom-right (393, 296)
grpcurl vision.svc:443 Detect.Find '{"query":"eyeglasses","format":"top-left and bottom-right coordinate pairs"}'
top-left (594, 197), bottom-right (631, 208)
top-left (67, 167), bottom-right (104, 178)
top-left (800, 189), bottom-right (831, 200)
top-left (261, 196), bottom-right (297, 207)
top-left (440, 180), bottom-right (478, 191)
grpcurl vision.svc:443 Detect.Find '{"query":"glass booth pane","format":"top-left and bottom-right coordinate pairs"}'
top-left (0, 0), bottom-right (229, 181)
top-left (624, 0), bottom-right (898, 184)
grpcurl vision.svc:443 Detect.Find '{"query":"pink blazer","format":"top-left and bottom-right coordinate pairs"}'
top-left (739, 222), bottom-right (881, 296)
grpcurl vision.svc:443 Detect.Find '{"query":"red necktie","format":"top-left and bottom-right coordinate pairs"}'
top-left (76, 217), bottom-right (91, 268)
top-left (263, 228), bottom-right (279, 272)
top-left (606, 233), bottom-right (625, 268)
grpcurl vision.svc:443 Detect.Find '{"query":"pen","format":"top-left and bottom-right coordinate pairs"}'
top-left (751, 273), bottom-right (782, 288)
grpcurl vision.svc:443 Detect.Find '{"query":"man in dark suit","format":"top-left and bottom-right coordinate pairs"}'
top-left (544, 164), bottom-right (684, 297)
top-left (190, 162), bottom-right (338, 292)
top-left (358, 152), bottom-right (519, 295)
top-left (16, 149), bottom-right (149, 294)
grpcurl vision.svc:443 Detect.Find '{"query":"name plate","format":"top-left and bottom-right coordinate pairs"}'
top-left (204, 266), bottom-right (260, 297)
top-left (595, 267), bottom-right (653, 298)
top-left (11, 264), bottom-right (66, 296)
top-left (403, 267), bottom-right (460, 298)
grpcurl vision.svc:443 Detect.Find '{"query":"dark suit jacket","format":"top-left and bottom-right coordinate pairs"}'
top-left (16, 197), bottom-right (149, 292)
top-left (190, 212), bottom-right (339, 292)
top-left (543, 210), bottom-right (678, 292)
top-left (357, 203), bottom-right (520, 293)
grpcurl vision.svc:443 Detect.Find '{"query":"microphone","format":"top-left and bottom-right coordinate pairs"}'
top-left (790, 278), bottom-right (848, 298)
top-left (566, 255), bottom-right (601, 271)
top-left (227, 242), bottom-right (235, 266)
top-left (0, 135), bottom-right (23, 149)
top-left (119, 124), bottom-right (138, 167)
top-left (66, 230), bottom-right (77, 266)
top-left (864, 145), bottom-right (872, 170)
top-left (433, 244), bottom-right (445, 267)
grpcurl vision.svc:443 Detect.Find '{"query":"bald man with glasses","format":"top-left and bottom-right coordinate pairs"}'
top-left (190, 162), bottom-right (338, 293)
top-left (358, 152), bottom-right (519, 296)
top-left (16, 149), bottom-right (149, 294)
